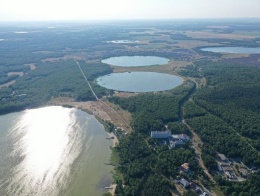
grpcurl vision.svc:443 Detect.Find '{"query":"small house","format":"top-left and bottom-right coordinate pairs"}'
top-left (179, 178), bottom-right (190, 189)
top-left (217, 154), bottom-right (228, 162)
top-left (181, 163), bottom-right (190, 173)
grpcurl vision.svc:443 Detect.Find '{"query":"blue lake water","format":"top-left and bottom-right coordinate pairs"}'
top-left (97, 72), bottom-right (183, 92)
top-left (101, 56), bottom-right (170, 67)
top-left (201, 47), bottom-right (260, 54)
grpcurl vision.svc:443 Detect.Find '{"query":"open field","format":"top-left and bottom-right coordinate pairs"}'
top-left (7, 72), bottom-right (24, 77)
top-left (111, 60), bottom-right (191, 75)
top-left (172, 40), bottom-right (221, 49)
top-left (185, 31), bottom-right (256, 40)
top-left (0, 80), bottom-right (16, 89)
top-left (26, 63), bottom-right (36, 70)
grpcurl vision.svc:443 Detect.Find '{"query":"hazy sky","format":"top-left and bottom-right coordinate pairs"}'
top-left (0, 0), bottom-right (260, 21)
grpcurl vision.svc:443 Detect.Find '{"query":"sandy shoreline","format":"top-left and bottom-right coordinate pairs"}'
top-left (48, 98), bottom-right (132, 149)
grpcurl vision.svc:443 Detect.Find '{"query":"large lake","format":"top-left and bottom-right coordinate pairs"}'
top-left (201, 47), bottom-right (260, 54)
top-left (101, 56), bottom-right (170, 67)
top-left (0, 106), bottom-right (112, 196)
top-left (97, 72), bottom-right (183, 92)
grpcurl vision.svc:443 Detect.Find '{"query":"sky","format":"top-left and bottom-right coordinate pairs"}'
top-left (0, 0), bottom-right (260, 21)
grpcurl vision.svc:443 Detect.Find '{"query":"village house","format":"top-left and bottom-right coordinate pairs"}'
top-left (181, 163), bottom-right (190, 173)
top-left (179, 178), bottom-right (190, 189)
top-left (217, 154), bottom-right (228, 162)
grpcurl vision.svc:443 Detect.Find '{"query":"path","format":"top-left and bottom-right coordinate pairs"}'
top-left (75, 60), bottom-right (130, 129)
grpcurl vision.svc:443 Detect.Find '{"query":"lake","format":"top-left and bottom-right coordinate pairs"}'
top-left (106, 40), bottom-right (140, 44)
top-left (97, 72), bottom-right (183, 92)
top-left (0, 106), bottom-right (112, 196)
top-left (101, 56), bottom-right (170, 67)
top-left (201, 47), bottom-right (260, 54)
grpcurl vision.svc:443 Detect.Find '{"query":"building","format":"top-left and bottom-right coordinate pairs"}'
top-left (172, 134), bottom-right (190, 141)
top-left (178, 134), bottom-right (190, 141)
top-left (217, 154), bottom-right (228, 162)
top-left (181, 163), bottom-right (190, 173)
top-left (217, 162), bottom-right (223, 172)
top-left (170, 140), bottom-right (185, 148)
top-left (151, 131), bottom-right (172, 139)
top-left (179, 178), bottom-right (190, 189)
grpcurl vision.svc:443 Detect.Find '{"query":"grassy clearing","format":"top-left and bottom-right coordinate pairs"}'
top-left (111, 60), bottom-right (190, 75)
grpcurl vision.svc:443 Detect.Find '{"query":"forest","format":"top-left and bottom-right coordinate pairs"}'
top-left (0, 60), bottom-right (112, 114)
top-left (109, 81), bottom-right (195, 133)
top-left (114, 132), bottom-right (204, 196)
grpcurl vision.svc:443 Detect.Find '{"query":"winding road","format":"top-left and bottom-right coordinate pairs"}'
top-left (179, 77), bottom-right (218, 196)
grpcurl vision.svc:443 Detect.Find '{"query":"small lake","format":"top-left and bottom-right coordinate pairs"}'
top-left (101, 56), bottom-right (170, 67)
top-left (201, 47), bottom-right (260, 54)
top-left (106, 40), bottom-right (140, 44)
top-left (97, 72), bottom-right (183, 92)
top-left (0, 106), bottom-right (112, 196)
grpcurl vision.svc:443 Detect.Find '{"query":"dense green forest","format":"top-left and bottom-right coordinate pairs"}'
top-left (114, 132), bottom-right (203, 196)
top-left (109, 81), bottom-right (195, 133)
top-left (178, 61), bottom-right (260, 165)
top-left (178, 60), bottom-right (260, 195)
top-left (114, 132), bottom-right (172, 196)
top-left (215, 171), bottom-right (260, 196)
top-left (0, 60), bottom-right (112, 114)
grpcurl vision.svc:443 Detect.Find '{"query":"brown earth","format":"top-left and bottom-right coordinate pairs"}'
top-left (0, 80), bottom-right (16, 89)
top-left (8, 72), bottom-right (24, 77)
top-left (185, 31), bottom-right (256, 40)
top-left (48, 98), bottom-right (132, 133)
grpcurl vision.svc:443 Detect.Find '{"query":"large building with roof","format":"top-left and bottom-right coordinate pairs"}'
top-left (151, 131), bottom-right (172, 139)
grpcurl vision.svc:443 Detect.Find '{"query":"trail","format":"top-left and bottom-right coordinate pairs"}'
top-left (75, 60), bottom-right (130, 129)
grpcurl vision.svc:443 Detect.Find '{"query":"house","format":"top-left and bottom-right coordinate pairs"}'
top-left (170, 140), bottom-right (185, 148)
top-left (178, 134), bottom-right (190, 141)
top-left (179, 178), bottom-right (190, 189)
top-left (217, 154), bottom-right (228, 162)
top-left (172, 134), bottom-right (190, 141)
top-left (151, 131), bottom-right (171, 139)
top-left (181, 163), bottom-right (190, 173)
top-left (217, 162), bottom-right (223, 172)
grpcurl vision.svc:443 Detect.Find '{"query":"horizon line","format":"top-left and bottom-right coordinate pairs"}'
top-left (1, 17), bottom-right (260, 23)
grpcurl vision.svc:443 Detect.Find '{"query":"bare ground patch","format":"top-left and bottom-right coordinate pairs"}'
top-left (7, 72), bottom-right (24, 77)
top-left (111, 60), bottom-right (190, 75)
top-left (113, 91), bottom-right (139, 98)
top-left (25, 63), bottom-right (36, 70)
top-left (48, 98), bottom-right (132, 133)
top-left (172, 40), bottom-right (220, 49)
top-left (185, 31), bottom-right (256, 40)
top-left (0, 80), bottom-right (16, 89)
top-left (42, 55), bottom-right (86, 63)
top-left (222, 53), bottom-right (250, 59)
